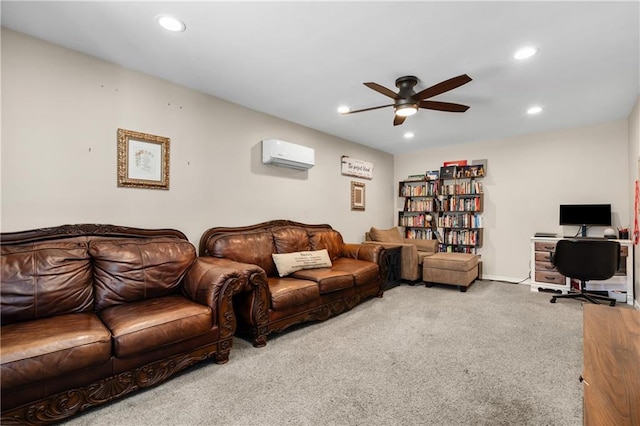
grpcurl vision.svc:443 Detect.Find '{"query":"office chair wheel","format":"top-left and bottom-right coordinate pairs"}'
top-left (609, 300), bottom-right (616, 307)
top-left (550, 298), bottom-right (557, 303)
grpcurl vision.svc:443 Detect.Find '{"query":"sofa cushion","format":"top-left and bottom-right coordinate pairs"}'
top-left (309, 229), bottom-right (344, 261)
top-left (268, 277), bottom-right (320, 310)
top-left (370, 226), bottom-right (403, 243)
top-left (1, 241), bottom-right (93, 323)
top-left (99, 295), bottom-right (212, 358)
top-left (208, 231), bottom-right (277, 277)
top-left (90, 238), bottom-right (196, 311)
top-left (272, 249), bottom-right (332, 277)
top-left (291, 268), bottom-right (353, 294)
top-left (331, 258), bottom-right (380, 286)
top-left (273, 227), bottom-right (310, 254)
top-left (0, 313), bottom-right (111, 389)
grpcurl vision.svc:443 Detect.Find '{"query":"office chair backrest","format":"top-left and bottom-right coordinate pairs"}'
top-left (552, 239), bottom-right (620, 281)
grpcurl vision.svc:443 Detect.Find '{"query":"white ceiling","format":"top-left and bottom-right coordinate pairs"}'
top-left (2, 1), bottom-right (639, 154)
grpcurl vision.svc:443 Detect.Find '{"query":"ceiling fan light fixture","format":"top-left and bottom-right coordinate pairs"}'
top-left (395, 104), bottom-right (418, 117)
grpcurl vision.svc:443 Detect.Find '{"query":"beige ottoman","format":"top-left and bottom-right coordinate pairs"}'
top-left (422, 252), bottom-right (479, 292)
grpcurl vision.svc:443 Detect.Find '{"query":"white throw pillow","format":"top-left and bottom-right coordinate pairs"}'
top-left (272, 249), bottom-right (332, 277)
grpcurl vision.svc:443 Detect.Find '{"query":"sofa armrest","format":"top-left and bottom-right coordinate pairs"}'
top-left (406, 238), bottom-right (438, 253)
top-left (364, 241), bottom-right (422, 281)
top-left (182, 258), bottom-right (246, 304)
top-left (363, 240), bottom-right (412, 250)
top-left (182, 258), bottom-right (245, 338)
top-left (342, 243), bottom-right (384, 264)
top-left (195, 257), bottom-right (267, 291)
top-left (194, 257), bottom-right (270, 347)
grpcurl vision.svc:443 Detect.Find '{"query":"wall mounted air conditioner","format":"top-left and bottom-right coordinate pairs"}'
top-left (261, 139), bottom-right (315, 170)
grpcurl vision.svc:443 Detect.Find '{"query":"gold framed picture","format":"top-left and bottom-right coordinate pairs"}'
top-left (117, 128), bottom-right (170, 190)
top-left (351, 181), bottom-right (365, 211)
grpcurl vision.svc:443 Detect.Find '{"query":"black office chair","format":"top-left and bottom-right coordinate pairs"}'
top-left (550, 239), bottom-right (619, 306)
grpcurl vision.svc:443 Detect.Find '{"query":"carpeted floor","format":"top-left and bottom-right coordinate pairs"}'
top-left (62, 280), bottom-right (585, 425)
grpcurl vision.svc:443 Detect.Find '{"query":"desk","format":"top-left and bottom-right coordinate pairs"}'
top-left (530, 237), bottom-right (634, 306)
top-left (583, 304), bottom-right (640, 425)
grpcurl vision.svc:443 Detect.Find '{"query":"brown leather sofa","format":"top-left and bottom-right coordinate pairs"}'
top-left (199, 220), bottom-right (386, 347)
top-left (365, 226), bottom-right (438, 281)
top-left (1, 224), bottom-right (245, 424)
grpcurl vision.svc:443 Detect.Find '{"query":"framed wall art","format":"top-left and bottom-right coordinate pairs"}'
top-left (117, 128), bottom-right (170, 190)
top-left (351, 181), bottom-right (365, 211)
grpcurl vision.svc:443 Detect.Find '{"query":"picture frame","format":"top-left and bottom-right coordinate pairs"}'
top-left (351, 181), bottom-right (365, 211)
top-left (461, 165), bottom-right (485, 177)
top-left (117, 128), bottom-right (170, 190)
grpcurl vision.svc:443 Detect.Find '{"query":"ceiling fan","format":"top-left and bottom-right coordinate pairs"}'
top-left (342, 74), bottom-right (472, 126)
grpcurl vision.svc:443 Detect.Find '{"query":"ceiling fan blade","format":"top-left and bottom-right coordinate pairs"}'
top-left (342, 104), bottom-right (393, 114)
top-left (414, 74), bottom-right (472, 101)
top-left (364, 82), bottom-right (398, 99)
top-left (393, 115), bottom-right (407, 126)
top-left (419, 100), bottom-right (470, 113)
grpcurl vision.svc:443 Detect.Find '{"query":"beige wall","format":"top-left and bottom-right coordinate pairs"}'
top-left (2, 28), bottom-right (638, 300)
top-left (395, 120), bottom-right (631, 283)
top-left (0, 28), bottom-right (395, 246)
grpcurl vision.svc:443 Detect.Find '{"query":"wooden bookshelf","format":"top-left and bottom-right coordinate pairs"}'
top-left (398, 164), bottom-right (485, 253)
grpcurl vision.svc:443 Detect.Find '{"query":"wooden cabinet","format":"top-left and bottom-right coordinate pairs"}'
top-left (531, 239), bottom-right (567, 289)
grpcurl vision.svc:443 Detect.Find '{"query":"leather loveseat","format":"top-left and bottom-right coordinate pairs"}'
top-left (1, 224), bottom-right (245, 424)
top-left (199, 220), bottom-right (386, 347)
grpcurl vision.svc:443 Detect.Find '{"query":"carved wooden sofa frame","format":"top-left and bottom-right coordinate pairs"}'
top-left (199, 220), bottom-right (387, 347)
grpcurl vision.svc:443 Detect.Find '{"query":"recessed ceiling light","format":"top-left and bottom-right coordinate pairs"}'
top-left (337, 106), bottom-right (350, 114)
top-left (156, 14), bottom-right (186, 32)
top-left (527, 106), bottom-right (543, 115)
top-left (514, 46), bottom-right (538, 60)
top-left (404, 132), bottom-right (414, 139)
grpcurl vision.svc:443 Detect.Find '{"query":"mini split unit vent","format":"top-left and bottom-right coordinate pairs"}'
top-left (261, 139), bottom-right (315, 170)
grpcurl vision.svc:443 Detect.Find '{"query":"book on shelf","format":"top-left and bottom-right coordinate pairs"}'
top-left (426, 170), bottom-right (440, 180)
top-left (406, 174), bottom-right (426, 181)
top-left (443, 160), bottom-right (467, 167)
top-left (405, 228), bottom-right (436, 240)
top-left (401, 181), bottom-right (439, 197)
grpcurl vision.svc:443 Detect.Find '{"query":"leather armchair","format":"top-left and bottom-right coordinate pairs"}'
top-left (365, 226), bottom-right (438, 282)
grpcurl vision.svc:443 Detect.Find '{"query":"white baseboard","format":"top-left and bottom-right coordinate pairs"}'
top-left (481, 274), bottom-right (530, 284)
